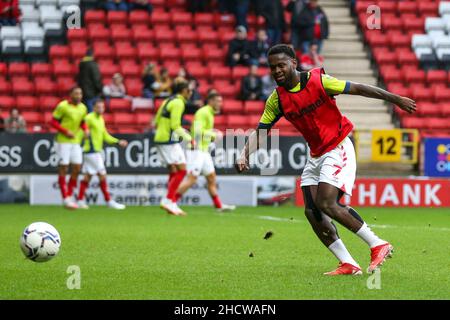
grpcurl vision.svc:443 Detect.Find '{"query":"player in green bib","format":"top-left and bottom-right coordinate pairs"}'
top-left (175, 92), bottom-right (236, 212)
top-left (76, 99), bottom-right (128, 210)
top-left (153, 78), bottom-right (193, 216)
top-left (50, 87), bottom-right (88, 209)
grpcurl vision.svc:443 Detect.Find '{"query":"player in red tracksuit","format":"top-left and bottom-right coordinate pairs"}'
top-left (236, 44), bottom-right (417, 275)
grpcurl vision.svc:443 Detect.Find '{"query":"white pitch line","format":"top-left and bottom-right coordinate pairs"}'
top-left (254, 215), bottom-right (450, 232)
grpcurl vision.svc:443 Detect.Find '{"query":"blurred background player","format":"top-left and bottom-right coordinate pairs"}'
top-left (77, 99), bottom-right (128, 210)
top-left (236, 44), bottom-right (417, 275)
top-left (153, 77), bottom-right (193, 216)
top-left (175, 92), bottom-right (236, 213)
top-left (50, 87), bottom-right (89, 210)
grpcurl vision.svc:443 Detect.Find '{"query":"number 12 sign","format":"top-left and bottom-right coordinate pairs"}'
top-left (371, 129), bottom-right (402, 162)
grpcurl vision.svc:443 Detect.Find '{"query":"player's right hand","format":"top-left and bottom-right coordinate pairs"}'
top-left (235, 157), bottom-right (249, 173)
top-left (396, 96), bottom-right (417, 114)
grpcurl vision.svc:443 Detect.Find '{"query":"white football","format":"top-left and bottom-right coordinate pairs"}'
top-left (20, 222), bottom-right (61, 262)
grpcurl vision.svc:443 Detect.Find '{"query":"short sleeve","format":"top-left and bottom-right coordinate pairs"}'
top-left (321, 74), bottom-right (350, 96)
top-left (52, 102), bottom-right (64, 120)
top-left (258, 90), bottom-right (283, 129)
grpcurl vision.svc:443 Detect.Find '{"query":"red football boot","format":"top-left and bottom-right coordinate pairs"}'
top-left (324, 263), bottom-right (363, 276)
top-left (368, 243), bottom-right (394, 273)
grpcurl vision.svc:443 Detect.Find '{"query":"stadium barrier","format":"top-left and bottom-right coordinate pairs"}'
top-left (0, 133), bottom-right (308, 175)
top-left (295, 177), bottom-right (450, 207)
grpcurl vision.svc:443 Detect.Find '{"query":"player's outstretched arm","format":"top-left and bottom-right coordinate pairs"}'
top-left (347, 82), bottom-right (417, 114)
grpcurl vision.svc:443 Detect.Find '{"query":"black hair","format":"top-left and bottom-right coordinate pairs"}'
top-left (172, 78), bottom-right (189, 94)
top-left (267, 44), bottom-right (296, 59)
top-left (207, 92), bottom-right (221, 102)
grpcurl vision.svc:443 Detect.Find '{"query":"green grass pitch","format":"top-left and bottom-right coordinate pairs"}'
top-left (0, 204), bottom-right (449, 300)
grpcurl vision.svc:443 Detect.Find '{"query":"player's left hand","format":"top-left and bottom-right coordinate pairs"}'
top-left (395, 96), bottom-right (417, 114)
top-left (84, 130), bottom-right (90, 138)
top-left (118, 140), bottom-right (128, 148)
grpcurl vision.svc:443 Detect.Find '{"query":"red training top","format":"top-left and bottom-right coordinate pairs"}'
top-left (276, 68), bottom-right (354, 157)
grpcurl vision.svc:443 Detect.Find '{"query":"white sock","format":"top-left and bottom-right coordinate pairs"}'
top-left (356, 223), bottom-right (386, 248)
top-left (328, 239), bottom-right (359, 267)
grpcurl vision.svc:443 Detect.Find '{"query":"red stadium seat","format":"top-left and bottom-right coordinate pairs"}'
top-left (84, 10), bottom-right (106, 25)
top-left (378, 1), bottom-right (397, 14)
top-left (111, 27), bottom-right (132, 42)
top-left (202, 46), bottom-right (226, 62)
top-left (136, 112), bottom-right (152, 126)
top-left (426, 71), bottom-right (447, 86)
top-left (69, 41), bottom-right (88, 60)
top-left (35, 80), bottom-right (58, 97)
top-left (380, 66), bottom-right (402, 84)
top-left (387, 84), bottom-right (411, 97)
top-left (181, 47), bottom-right (202, 62)
top-left (388, 32), bottom-right (411, 49)
top-left (137, 44), bottom-right (160, 62)
top-left (109, 99), bottom-right (132, 112)
top-left (22, 111), bottom-right (42, 124)
top-left (194, 13), bottom-right (214, 26)
top-left (53, 62), bottom-right (75, 77)
top-left (88, 26), bottom-right (111, 42)
top-left (175, 27), bottom-right (197, 44)
top-left (170, 12), bottom-right (192, 26)
top-left (418, 2), bottom-right (439, 16)
top-left (120, 62), bottom-right (141, 79)
top-left (12, 79), bottom-right (34, 95)
top-left (0, 63), bottom-right (6, 74)
top-left (0, 96), bottom-right (16, 109)
top-left (99, 62), bottom-right (120, 79)
top-left (426, 118), bottom-right (449, 130)
top-left (416, 102), bottom-right (442, 117)
top-left (434, 88), bottom-right (450, 102)
top-left (398, 1), bottom-right (418, 15)
top-left (226, 115), bottom-right (249, 129)
top-left (221, 100), bottom-right (243, 114)
top-left (31, 63), bottom-right (53, 77)
top-left (210, 66), bottom-right (232, 80)
top-left (131, 26), bottom-right (154, 43)
top-left (93, 42), bottom-right (116, 60)
top-left (125, 80), bottom-right (143, 97)
top-left (186, 64), bottom-right (208, 80)
top-left (403, 68), bottom-right (426, 84)
top-left (8, 62), bottom-right (30, 77)
top-left (375, 50), bottom-right (397, 67)
top-left (159, 46), bottom-right (181, 61)
top-left (410, 85), bottom-right (432, 102)
top-left (39, 96), bottom-right (60, 112)
top-left (115, 42), bottom-right (137, 60)
top-left (107, 11), bottom-right (127, 25)
top-left (396, 50), bottom-right (418, 67)
top-left (244, 101), bottom-right (264, 114)
top-left (218, 30), bottom-right (236, 44)
top-left (0, 79), bottom-right (12, 95)
top-left (198, 29), bottom-right (219, 45)
top-left (402, 117), bottom-right (425, 129)
top-left (403, 17), bottom-right (425, 33)
top-left (128, 10), bottom-right (150, 26)
top-left (113, 113), bottom-right (135, 125)
top-left (16, 96), bottom-right (38, 111)
top-left (232, 66), bottom-right (250, 81)
top-left (382, 14), bottom-right (402, 31)
top-left (151, 11), bottom-right (171, 26)
top-left (56, 77), bottom-right (76, 95)
top-left (67, 28), bottom-right (87, 42)
top-left (49, 45), bottom-right (70, 60)
top-left (154, 28), bottom-right (176, 43)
